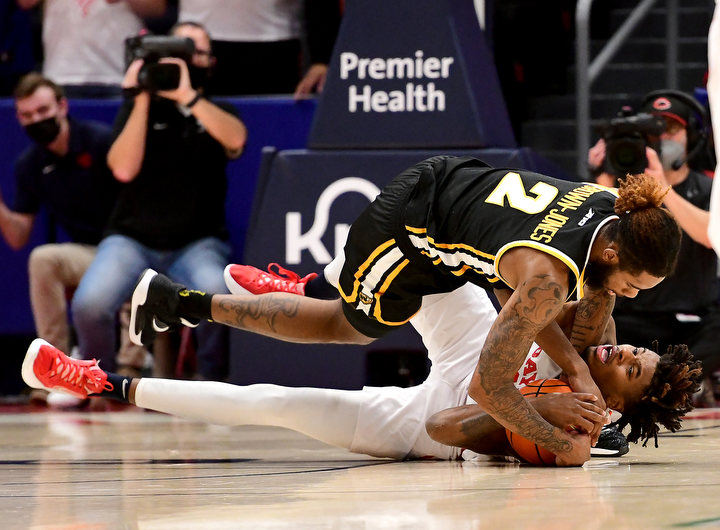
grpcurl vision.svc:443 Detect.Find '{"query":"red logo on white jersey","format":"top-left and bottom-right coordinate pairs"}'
top-left (75, 0), bottom-right (95, 17)
top-left (514, 345), bottom-right (543, 389)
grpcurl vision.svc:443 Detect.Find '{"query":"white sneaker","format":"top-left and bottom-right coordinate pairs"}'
top-left (46, 392), bottom-right (88, 409)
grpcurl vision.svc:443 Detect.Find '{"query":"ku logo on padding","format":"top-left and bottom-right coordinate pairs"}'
top-left (285, 177), bottom-right (381, 264)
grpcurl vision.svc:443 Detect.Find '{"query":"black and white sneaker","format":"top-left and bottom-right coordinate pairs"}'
top-left (129, 269), bottom-right (200, 346)
top-left (591, 423), bottom-right (629, 457)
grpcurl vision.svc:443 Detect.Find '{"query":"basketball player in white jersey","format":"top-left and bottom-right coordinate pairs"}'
top-left (21, 281), bottom-right (700, 464)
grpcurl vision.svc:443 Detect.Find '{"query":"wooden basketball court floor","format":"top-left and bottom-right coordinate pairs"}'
top-left (1, 408), bottom-right (720, 529)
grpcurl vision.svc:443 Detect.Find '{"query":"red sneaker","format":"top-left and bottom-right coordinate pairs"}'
top-left (224, 263), bottom-right (318, 296)
top-left (22, 339), bottom-right (111, 399)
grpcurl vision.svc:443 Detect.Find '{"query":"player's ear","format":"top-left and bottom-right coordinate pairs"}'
top-left (602, 246), bottom-right (619, 265)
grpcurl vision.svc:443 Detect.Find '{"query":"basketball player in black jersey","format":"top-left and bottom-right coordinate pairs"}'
top-left (127, 156), bottom-right (682, 466)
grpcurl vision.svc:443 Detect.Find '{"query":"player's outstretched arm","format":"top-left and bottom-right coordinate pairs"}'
top-left (426, 404), bottom-right (511, 457)
top-left (469, 251), bottom-right (590, 465)
top-left (426, 393), bottom-right (604, 461)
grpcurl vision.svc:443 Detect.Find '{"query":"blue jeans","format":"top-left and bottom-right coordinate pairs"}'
top-left (72, 235), bottom-right (231, 378)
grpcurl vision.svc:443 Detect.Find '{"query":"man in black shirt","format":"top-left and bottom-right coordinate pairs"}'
top-left (71, 22), bottom-right (247, 381)
top-left (0, 73), bottom-right (145, 403)
top-left (589, 91), bottom-right (720, 404)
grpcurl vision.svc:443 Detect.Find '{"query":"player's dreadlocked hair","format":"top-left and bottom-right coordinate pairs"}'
top-left (605, 173), bottom-right (682, 278)
top-left (617, 344), bottom-right (703, 447)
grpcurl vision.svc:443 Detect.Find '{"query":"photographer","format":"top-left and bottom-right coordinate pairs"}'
top-left (71, 22), bottom-right (247, 391)
top-left (588, 90), bottom-right (720, 404)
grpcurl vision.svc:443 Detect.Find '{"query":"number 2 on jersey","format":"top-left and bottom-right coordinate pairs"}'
top-left (485, 172), bottom-right (558, 214)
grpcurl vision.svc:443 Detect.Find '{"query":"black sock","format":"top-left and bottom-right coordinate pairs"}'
top-left (304, 276), bottom-right (340, 300)
top-left (176, 288), bottom-right (214, 320)
top-left (98, 372), bottom-right (135, 403)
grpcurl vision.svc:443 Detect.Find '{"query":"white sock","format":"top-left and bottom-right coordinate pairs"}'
top-left (134, 379), bottom-right (364, 449)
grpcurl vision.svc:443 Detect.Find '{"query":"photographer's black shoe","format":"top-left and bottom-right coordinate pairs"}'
top-left (129, 269), bottom-right (200, 346)
top-left (591, 423), bottom-right (629, 457)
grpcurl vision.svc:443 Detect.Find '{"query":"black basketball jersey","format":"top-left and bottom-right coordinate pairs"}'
top-left (401, 156), bottom-right (619, 300)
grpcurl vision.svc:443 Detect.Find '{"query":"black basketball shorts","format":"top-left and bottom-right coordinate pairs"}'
top-left (337, 158), bottom-right (463, 338)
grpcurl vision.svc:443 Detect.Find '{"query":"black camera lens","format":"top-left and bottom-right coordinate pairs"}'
top-left (614, 143), bottom-right (638, 167)
top-left (605, 137), bottom-right (647, 176)
top-left (138, 63), bottom-right (181, 92)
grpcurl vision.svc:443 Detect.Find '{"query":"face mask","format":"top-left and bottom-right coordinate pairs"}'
top-left (188, 66), bottom-right (210, 90)
top-left (659, 139), bottom-right (686, 171)
top-left (24, 115), bottom-right (61, 145)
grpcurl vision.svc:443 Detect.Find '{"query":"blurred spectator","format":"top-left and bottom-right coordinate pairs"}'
top-left (588, 90), bottom-right (720, 405)
top-left (71, 22), bottom-right (246, 387)
top-left (0, 0), bottom-right (35, 95)
top-left (0, 73), bottom-right (146, 404)
top-left (140, 0), bottom-right (341, 97)
top-left (16, 0), bottom-right (165, 98)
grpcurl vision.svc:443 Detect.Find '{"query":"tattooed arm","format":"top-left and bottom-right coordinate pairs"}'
top-left (426, 393), bottom-right (604, 458)
top-left (494, 288), bottom-right (611, 387)
top-left (492, 289), bottom-right (611, 443)
top-left (426, 404), bottom-right (512, 457)
top-left (469, 249), bottom-right (590, 465)
top-left (497, 272), bottom-right (612, 439)
top-left (210, 294), bottom-right (374, 344)
top-left (568, 288), bottom-right (616, 352)
top-left (539, 289), bottom-right (615, 443)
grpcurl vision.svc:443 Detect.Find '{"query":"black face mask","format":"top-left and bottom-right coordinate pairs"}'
top-left (24, 116), bottom-right (61, 145)
top-left (188, 66), bottom-right (210, 90)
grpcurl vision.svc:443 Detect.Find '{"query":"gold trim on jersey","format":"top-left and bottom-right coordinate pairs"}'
top-left (587, 183), bottom-right (619, 197)
top-left (493, 214), bottom-right (620, 302)
top-left (576, 214), bottom-right (620, 299)
top-left (493, 241), bottom-right (582, 301)
top-left (372, 258), bottom-right (419, 326)
top-left (338, 242), bottom-right (419, 326)
top-left (405, 225), bottom-right (496, 279)
top-left (338, 239), bottom-right (398, 303)
top-left (406, 226), bottom-right (494, 259)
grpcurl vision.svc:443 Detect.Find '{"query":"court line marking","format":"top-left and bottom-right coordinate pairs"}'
top-left (672, 516), bottom-right (720, 527)
top-left (0, 461), bottom-right (394, 487)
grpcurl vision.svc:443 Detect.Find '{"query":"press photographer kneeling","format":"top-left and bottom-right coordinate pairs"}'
top-left (588, 90), bottom-right (720, 406)
top-left (70, 22), bottom-right (247, 394)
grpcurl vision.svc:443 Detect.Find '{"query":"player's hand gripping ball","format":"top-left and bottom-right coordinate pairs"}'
top-left (505, 379), bottom-right (572, 465)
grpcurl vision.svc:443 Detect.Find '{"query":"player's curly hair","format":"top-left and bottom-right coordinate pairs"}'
top-left (604, 173), bottom-right (681, 278)
top-left (617, 344), bottom-right (703, 447)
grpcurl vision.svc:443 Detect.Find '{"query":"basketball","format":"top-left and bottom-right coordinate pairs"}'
top-left (505, 379), bottom-right (572, 465)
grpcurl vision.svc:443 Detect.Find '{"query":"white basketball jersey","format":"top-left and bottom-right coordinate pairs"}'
top-left (514, 344), bottom-right (562, 389)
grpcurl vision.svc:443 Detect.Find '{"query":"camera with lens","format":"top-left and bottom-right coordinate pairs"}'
top-left (597, 108), bottom-right (666, 178)
top-left (124, 35), bottom-right (195, 92)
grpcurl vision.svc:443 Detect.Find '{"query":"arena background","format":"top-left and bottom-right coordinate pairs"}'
top-left (2, 1), bottom-right (720, 528)
top-left (2, 0), bottom-right (715, 393)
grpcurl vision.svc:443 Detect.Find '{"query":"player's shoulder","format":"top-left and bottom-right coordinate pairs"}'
top-left (496, 244), bottom-right (573, 292)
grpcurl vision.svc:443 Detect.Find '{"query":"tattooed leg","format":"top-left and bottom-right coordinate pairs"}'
top-left (211, 294), bottom-right (373, 344)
